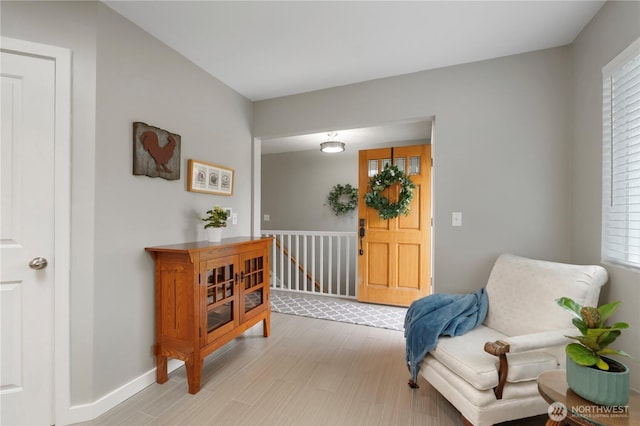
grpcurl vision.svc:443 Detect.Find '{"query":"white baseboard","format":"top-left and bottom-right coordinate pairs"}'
top-left (63, 359), bottom-right (184, 425)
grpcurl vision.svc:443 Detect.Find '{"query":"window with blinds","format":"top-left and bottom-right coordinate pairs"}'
top-left (602, 38), bottom-right (640, 269)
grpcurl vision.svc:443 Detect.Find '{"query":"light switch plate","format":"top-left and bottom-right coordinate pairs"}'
top-left (452, 212), bottom-right (462, 227)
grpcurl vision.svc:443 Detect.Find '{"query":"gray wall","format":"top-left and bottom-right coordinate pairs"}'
top-left (255, 46), bottom-right (574, 296)
top-left (93, 4), bottom-right (253, 399)
top-left (570, 0), bottom-right (640, 390)
top-left (261, 150), bottom-right (358, 232)
top-left (1, 0), bottom-right (254, 404)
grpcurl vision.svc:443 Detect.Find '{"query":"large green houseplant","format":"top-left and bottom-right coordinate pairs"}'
top-left (202, 206), bottom-right (228, 242)
top-left (556, 297), bottom-right (631, 406)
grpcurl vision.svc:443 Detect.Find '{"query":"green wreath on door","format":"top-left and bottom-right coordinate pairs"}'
top-left (364, 164), bottom-right (416, 220)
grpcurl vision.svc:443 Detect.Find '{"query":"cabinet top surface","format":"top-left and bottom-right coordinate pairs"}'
top-left (145, 236), bottom-right (273, 253)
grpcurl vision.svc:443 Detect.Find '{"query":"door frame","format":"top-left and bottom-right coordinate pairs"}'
top-left (1, 37), bottom-right (72, 425)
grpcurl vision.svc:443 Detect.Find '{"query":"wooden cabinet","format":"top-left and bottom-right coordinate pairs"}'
top-left (145, 237), bottom-right (272, 394)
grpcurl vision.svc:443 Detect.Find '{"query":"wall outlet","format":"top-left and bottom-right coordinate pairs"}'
top-left (263, 214), bottom-right (270, 222)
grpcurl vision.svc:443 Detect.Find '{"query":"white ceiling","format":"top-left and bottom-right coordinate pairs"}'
top-left (103, 0), bottom-right (605, 153)
top-left (260, 120), bottom-right (432, 155)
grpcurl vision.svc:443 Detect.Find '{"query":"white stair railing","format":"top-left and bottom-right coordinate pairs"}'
top-left (261, 230), bottom-right (358, 298)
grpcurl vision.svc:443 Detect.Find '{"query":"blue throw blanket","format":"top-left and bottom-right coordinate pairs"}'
top-left (404, 288), bottom-right (488, 386)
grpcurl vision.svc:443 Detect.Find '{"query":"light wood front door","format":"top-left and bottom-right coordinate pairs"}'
top-left (357, 145), bottom-right (431, 307)
top-left (0, 51), bottom-right (56, 425)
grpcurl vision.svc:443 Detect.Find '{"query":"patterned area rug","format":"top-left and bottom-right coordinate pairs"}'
top-left (270, 292), bottom-right (407, 331)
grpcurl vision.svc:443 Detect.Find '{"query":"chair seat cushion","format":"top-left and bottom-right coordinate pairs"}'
top-left (429, 326), bottom-right (560, 390)
top-left (430, 326), bottom-right (505, 390)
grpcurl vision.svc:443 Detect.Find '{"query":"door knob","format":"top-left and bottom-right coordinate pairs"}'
top-left (29, 257), bottom-right (48, 270)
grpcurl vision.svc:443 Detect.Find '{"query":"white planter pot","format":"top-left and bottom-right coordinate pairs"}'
top-left (206, 227), bottom-right (223, 243)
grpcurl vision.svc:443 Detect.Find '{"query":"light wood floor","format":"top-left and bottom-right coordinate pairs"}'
top-left (75, 313), bottom-right (546, 425)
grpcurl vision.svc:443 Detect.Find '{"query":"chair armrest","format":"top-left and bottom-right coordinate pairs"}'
top-left (483, 328), bottom-right (573, 400)
top-left (493, 328), bottom-right (574, 354)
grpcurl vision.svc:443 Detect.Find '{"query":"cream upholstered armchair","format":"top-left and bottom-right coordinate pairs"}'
top-left (419, 254), bottom-right (608, 426)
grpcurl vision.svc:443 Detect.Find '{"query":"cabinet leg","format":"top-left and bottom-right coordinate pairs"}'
top-left (185, 355), bottom-right (203, 395)
top-left (156, 354), bottom-right (168, 384)
top-left (263, 315), bottom-right (270, 337)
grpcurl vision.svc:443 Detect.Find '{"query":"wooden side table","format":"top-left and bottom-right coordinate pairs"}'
top-left (537, 370), bottom-right (638, 426)
top-left (146, 237), bottom-right (272, 394)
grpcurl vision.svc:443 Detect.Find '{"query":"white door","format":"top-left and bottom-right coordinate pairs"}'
top-left (1, 51), bottom-right (56, 425)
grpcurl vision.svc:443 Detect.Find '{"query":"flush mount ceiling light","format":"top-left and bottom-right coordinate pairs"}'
top-left (320, 132), bottom-right (345, 153)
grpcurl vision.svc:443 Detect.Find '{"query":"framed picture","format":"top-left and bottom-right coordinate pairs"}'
top-left (187, 159), bottom-right (234, 196)
top-left (132, 122), bottom-right (181, 180)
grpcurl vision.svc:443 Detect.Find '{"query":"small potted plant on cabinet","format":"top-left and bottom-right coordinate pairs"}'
top-left (556, 296), bottom-right (631, 406)
top-left (202, 206), bottom-right (228, 242)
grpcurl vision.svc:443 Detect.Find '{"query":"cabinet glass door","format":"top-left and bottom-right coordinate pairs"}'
top-left (204, 257), bottom-right (237, 339)
top-left (240, 250), bottom-right (267, 321)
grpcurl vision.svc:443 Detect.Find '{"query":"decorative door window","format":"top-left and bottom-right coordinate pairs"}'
top-left (409, 156), bottom-right (421, 175)
top-left (368, 159), bottom-right (378, 177)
